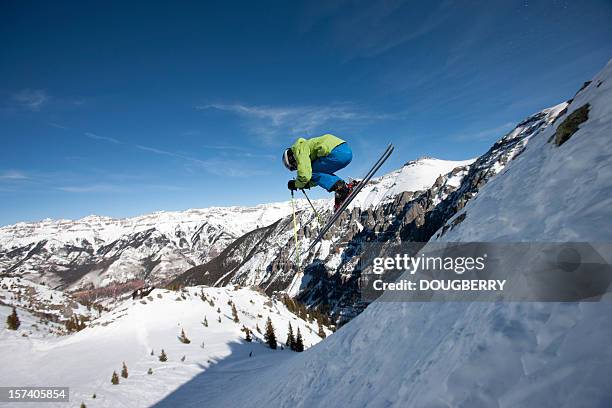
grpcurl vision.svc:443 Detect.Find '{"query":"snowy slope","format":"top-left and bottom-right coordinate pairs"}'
top-left (0, 157), bottom-right (473, 296)
top-left (0, 277), bottom-right (95, 334)
top-left (174, 60), bottom-right (612, 407)
top-left (351, 157), bottom-right (475, 209)
top-left (0, 203), bottom-right (294, 249)
top-left (172, 156), bottom-right (476, 310)
top-left (0, 202), bottom-right (297, 291)
top-left (1, 284), bottom-right (329, 408)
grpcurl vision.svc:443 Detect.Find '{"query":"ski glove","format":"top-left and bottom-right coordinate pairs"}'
top-left (287, 180), bottom-right (297, 191)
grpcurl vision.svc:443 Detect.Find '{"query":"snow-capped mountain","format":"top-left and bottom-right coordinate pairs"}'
top-left (0, 158), bottom-right (473, 299)
top-left (1, 283), bottom-right (330, 407)
top-left (171, 102), bottom-right (566, 322)
top-left (0, 203), bottom-right (296, 293)
top-left (171, 157), bottom-right (475, 308)
top-left (164, 59), bottom-right (612, 408)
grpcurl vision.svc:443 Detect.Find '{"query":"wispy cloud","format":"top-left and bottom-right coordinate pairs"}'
top-left (198, 102), bottom-right (392, 144)
top-left (453, 122), bottom-right (515, 142)
top-left (85, 132), bottom-right (122, 144)
top-left (202, 144), bottom-right (250, 151)
top-left (299, 0), bottom-right (453, 59)
top-left (136, 144), bottom-right (269, 177)
top-left (57, 183), bottom-right (184, 193)
top-left (136, 145), bottom-right (182, 161)
top-left (57, 184), bottom-right (127, 193)
top-left (12, 89), bottom-right (49, 111)
top-left (0, 170), bottom-right (28, 181)
top-left (47, 122), bottom-right (68, 130)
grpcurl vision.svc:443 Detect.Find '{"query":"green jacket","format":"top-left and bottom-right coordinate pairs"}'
top-left (291, 134), bottom-right (345, 188)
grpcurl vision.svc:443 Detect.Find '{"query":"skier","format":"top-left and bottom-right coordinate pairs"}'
top-left (282, 134), bottom-right (355, 211)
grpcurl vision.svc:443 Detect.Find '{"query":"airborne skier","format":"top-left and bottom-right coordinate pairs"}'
top-left (282, 134), bottom-right (356, 211)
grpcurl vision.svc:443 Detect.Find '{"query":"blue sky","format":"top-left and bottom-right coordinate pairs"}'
top-left (1, 0), bottom-right (611, 226)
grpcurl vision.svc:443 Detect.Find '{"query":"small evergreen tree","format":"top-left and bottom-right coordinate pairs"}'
top-left (264, 317), bottom-right (277, 350)
top-left (318, 321), bottom-right (327, 339)
top-left (217, 307), bottom-right (221, 313)
top-left (245, 328), bottom-right (252, 342)
top-left (178, 329), bottom-right (191, 344)
top-left (147, 368), bottom-right (153, 375)
top-left (159, 349), bottom-right (168, 362)
top-left (286, 323), bottom-right (295, 350)
top-left (6, 307), bottom-right (20, 330)
top-left (80, 402), bottom-right (86, 408)
top-left (92, 394), bottom-right (96, 399)
top-left (218, 315), bottom-right (221, 323)
top-left (231, 303), bottom-right (239, 323)
top-left (111, 371), bottom-right (119, 385)
top-left (121, 362), bottom-right (128, 379)
top-left (294, 328), bottom-right (304, 352)
top-left (181, 355), bottom-right (186, 362)
top-left (150, 349), bottom-right (154, 356)
top-left (202, 316), bottom-right (208, 327)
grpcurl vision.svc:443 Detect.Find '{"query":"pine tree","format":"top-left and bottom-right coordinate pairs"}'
top-left (178, 329), bottom-right (191, 344)
top-left (111, 371), bottom-right (119, 385)
top-left (231, 303), bottom-right (239, 323)
top-left (92, 394), bottom-right (96, 399)
top-left (147, 368), bottom-right (153, 375)
top-left (318, 321), bottom-right (327, 339)
top-left (286, 323), bottom-right (295, 350)
top-left (218, 315), bottom-right (221, 323)
top-left (80, 402), bottom-right (87, 408)
top-left (245, 328), bottom-right (252, 342)
top-left (159, 349), bottom-right (168, 362)
top-left (121, 362), bottom-right (128, 379)
top-left (294, 328), bottom-right (304, 352)
top-left (202, 316), bottom-right (208, 327)
top-left (264, 317), bottom-right (277, 350)
top-left (150, 349), bottom-right (154, 356)
top-left (181, 355), bottom-right (186, 362)
top-left (6, 307), bottom-right (20, 330)
top-left (217, 307), bottom-right (221, 313)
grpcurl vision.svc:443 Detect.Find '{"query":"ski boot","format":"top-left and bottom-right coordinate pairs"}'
top-left (333, 179), bottom-right (359, 212)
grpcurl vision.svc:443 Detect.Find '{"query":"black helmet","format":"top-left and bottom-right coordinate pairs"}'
top-left (282, 148), bottom-right (297, 171)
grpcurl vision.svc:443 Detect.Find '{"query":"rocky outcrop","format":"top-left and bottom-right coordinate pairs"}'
top-left (171, 104), bottom-right (566, 324)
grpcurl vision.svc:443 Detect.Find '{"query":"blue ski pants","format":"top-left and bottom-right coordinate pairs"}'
top-left (311, 142), bottom-right (352, 191)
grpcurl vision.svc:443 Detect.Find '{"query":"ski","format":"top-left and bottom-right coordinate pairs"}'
top-left (304, 143), bottom-right (394, 254)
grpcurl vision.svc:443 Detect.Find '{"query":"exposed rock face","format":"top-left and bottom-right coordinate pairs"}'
top-left (1, 103), bottom-right (567, 323)
top-left (553, 103), bottom-right (590, 146)
top-left (172, 103), bottom-right (566, 323)
top-left (0, 203), bottom-right (296, 292)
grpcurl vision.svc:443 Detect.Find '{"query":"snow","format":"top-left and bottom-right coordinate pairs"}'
top-left (160, 60), bottom-right (612, 407)
top-left (2, 57), bottom-right (611, 408)
top-left (0, 201), bottom-right (298, 251)
top-left (435, 69), bottom-right (612, 242)
top-left (350, 157), bottom-right (475, 209)
top-left (0, 284), bottom-right (329, 407)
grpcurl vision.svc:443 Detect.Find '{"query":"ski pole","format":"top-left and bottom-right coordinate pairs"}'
top-left (290, 190), bottom-right (300, 267)
top-left (301, 189), bottom-right (322, 226)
